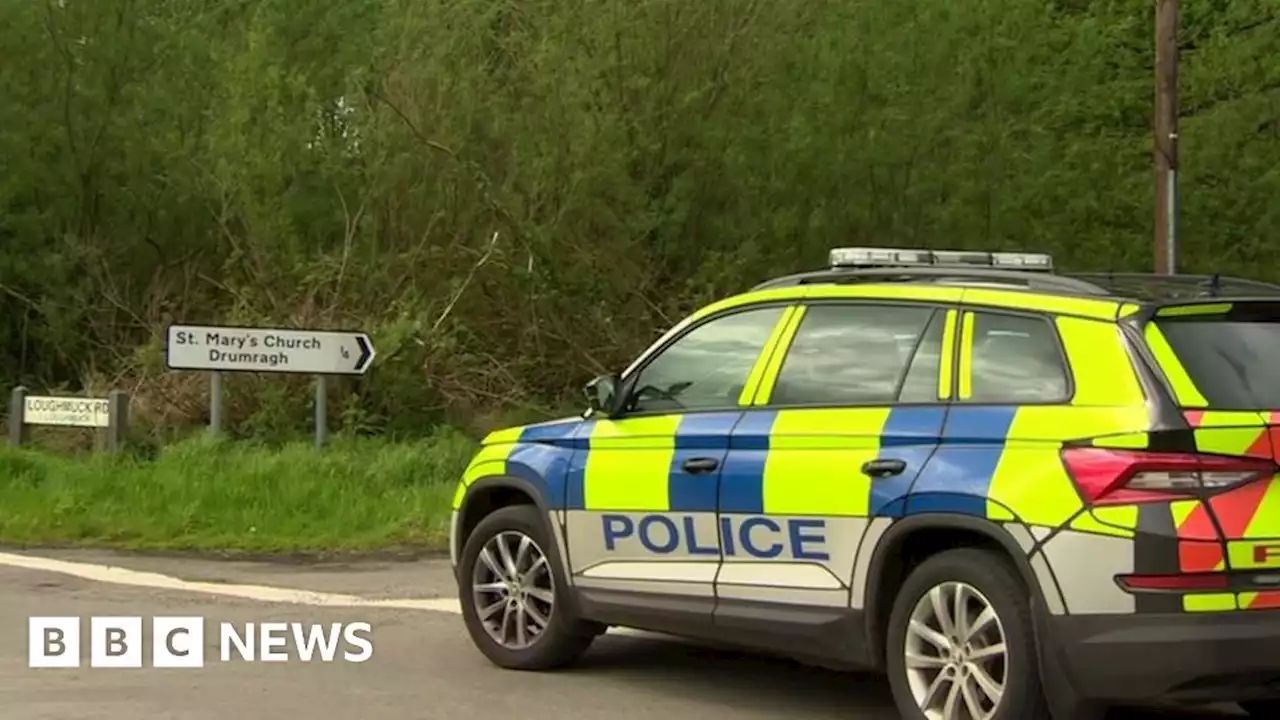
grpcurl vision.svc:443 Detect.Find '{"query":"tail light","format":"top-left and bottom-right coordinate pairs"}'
top-left (1060, 447), bottom-right (1276, 506)
top-left (1116, 573), bottom-right (1229, 591)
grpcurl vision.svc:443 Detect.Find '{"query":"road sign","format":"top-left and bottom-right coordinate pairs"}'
top-left (23, 395), bottom-right (111, 428)
top-left (165, 325), bottom-right (376, 376)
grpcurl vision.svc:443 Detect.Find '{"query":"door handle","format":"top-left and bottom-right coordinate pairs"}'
top-left (862, 458), bottom-right (907, 478)
top-left (681, 457), bottom-right (720, 474)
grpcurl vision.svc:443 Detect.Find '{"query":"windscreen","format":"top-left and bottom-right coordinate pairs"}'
top-left (1157, 313), bottom-right (1280, 408)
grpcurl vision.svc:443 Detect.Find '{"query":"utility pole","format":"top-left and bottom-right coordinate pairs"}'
top-left (1154, 0), bottom-right (1179, 274)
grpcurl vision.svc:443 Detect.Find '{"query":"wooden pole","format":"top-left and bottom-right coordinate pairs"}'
top-left (1154, 0), bottom-right (1180, 274)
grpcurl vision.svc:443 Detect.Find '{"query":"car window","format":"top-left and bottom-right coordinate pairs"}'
top-left (626, 306), bottom-right (787, 414)
top-left (965, 311), bottom-right (1069, 403)
top-left (899, 310), bottom-right (948, 402)
top-left (1156, 317), bottom-right (1280, 408)
top-left (769, 304), bottom-right (938, 406)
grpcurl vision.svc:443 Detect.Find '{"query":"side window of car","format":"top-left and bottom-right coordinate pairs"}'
top-left (769, 303), bottom-right (939, 406)
top-left (963, 311), bottom-right (1070, 403)
top-left (898, 310), bottom-right (949, 402)
top-left (626, 306), bottom-right (788, 414)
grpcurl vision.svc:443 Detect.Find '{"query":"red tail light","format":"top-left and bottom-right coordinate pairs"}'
top-left (1060, 447), bottom-right (1276, 506)
top-left (1117, 572), bottom-right (1229, 591)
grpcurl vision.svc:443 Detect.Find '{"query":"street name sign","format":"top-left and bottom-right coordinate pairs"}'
top-left (165, 325), bottom-right (376, 375)
top-left (23, 396), bottom-right (111, 428)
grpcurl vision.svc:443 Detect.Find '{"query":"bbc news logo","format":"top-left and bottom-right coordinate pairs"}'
top-left (28, 617), bottom-right (373, 668)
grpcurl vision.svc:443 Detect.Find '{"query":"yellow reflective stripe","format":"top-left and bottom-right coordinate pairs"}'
top-left (752, 306), bottom-right (806, 405)
top-left (1239, 480), bottom-right (1280, 540)
top-left (686, 287), bottom-right (806, 324)
top-left (683, 283), bottom-right (962, 325)
top-left (961, 288), bottom-right (1121, 320)
top-left (1183, 593), bottom-right (1237, 612)
top-left (802, 284), bottom-right (966, 304)
top-left (1090, 432), bottom-right (1149, 449)
top-left (1194, 410), bottom-right (1267, 428)
top-left (1069, 509), bottom-right (1136, 538)
top-left (1000, 406), bottom-right (1149, 442)
top-left (1092, 505), bottom-right (1139, 532)
top-left (1118, 302), bottom-right (1144, 318)
top-left (761, 407), bottom-right (887, 516)
top-left (1170, 499), bottom-right (1199, 528)
top-left (455, 442), bottom-right (518, 509)
top-left (482, 426), bottom-right (524, 445)
top-left (938, 309), bottom-right (958, 400)
top-left (738, 305), bottom-right (798, 405)
top-left (1055, 317), bottom-right (1144, 406)
top-left (1143, 323), bottom-right (1209, 406)
top-left (582, 416), bottom-right (680, 510)
top-left (957, 312), bottom-right (975, 399)
top-left (987, 406), bottom-right (1145, 528)
top-left (1157, 303), bottom-right (1233, 317)
top-left (1227, 539), bottom-right (1280, 569)
top-left (986, 433), bottom-right (1082, 525)
top-left (1192, 422), bottom-right (1265, 456)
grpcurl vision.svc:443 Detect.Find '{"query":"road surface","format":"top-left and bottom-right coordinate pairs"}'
top-left (0, 550), bottom-right (1244, 719)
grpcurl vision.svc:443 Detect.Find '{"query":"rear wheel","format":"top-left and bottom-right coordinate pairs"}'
top-left (885, 548), bottom-right (1050, 720)
top-left (458, 504), bottom-right (597, 670)
top-left (1240, 699), bottom-right (1280, 716)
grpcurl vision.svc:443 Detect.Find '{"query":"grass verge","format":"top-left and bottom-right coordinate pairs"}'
top-left (0, 428), bottom-right (477, 553)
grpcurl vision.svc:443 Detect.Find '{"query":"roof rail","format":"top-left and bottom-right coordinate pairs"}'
top-left (1065, 273), bottom-right (1280, 301)
top-left (752, 267), bottom-right (1110, 294)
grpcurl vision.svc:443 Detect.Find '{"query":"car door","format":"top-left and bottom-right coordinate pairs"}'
top-left (715, 300), bottom-right (953, 652)
top-left (563, 303), bottom-right (796, 630)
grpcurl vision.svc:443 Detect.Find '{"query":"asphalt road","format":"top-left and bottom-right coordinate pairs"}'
top-left (0, 550), bottom-right (1246, 719)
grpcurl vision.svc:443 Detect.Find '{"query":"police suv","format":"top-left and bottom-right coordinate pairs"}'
top-left (449, 247), bottom-right (1280, 719)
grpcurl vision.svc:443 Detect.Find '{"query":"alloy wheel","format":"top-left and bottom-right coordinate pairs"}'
top-left (470, 530), bottom-right (556, 650)
top-left (903, 581), bottom-right (1008, 720)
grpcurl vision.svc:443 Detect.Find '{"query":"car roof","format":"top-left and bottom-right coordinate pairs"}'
top-left (686, 268), bottom-right (1280, 326)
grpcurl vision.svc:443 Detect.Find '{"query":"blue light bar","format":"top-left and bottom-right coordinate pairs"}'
top-left (828, 247), bottom-right (1054, 272)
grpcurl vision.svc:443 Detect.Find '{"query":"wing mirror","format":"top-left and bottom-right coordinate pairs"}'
top-left (583, 374), bottom-right (623, 417)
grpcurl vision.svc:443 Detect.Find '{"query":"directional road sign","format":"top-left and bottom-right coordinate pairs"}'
top-left (165, 324), bottom-right (376, 375)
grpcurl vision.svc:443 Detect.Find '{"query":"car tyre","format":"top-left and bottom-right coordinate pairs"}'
top-left (458, 504), bottom-right (598, 670)
top-left (1240, 699), bottom-right (1280, 716)
top-left (886, 548), bottom-right (1051, 720)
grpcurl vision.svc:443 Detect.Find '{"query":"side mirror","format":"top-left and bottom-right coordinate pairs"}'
top-left (583, 374), bottom-right (622, 417)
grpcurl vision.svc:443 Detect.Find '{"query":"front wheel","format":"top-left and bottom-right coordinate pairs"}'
top-left (457, 504), bottom-right (597, 670)
top-left (885, 548), bottom-right (1050, 720)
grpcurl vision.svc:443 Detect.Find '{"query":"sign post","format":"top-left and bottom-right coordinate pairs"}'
top-left (314, 376), bottom-right (328, 449)
top-left (7, 386), bottom-right (129, 452)
top-left (209, 371), bottom-right (224, 436)
top-left (164, 324), bottom-right (376, 447)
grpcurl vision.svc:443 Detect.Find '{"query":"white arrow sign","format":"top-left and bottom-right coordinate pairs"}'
top-left (165, 324), bottom-right (376, 375)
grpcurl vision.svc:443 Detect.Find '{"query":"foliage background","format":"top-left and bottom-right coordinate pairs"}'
top-left (3, 0), bottom-right (1279, 443)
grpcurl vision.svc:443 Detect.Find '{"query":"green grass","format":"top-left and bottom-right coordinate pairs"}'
top-left (0, 428), bottom-right (478, 553)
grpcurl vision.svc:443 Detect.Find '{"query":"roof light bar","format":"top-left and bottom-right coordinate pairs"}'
top-left (828, 247), bottom-right (1054, 272)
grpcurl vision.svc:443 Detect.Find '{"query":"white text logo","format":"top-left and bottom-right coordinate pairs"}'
top-left (28, 617), bottom-right (373, 668)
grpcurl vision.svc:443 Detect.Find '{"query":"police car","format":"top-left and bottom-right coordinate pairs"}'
top-left (449, 247), bottom-right (1280, 719)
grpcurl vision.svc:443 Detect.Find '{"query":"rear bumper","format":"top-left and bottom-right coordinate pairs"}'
top-left (1051, 610), bottom-right (1280, 703)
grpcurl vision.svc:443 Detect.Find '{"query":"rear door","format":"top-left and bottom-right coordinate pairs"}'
top-left (1142, 300), bottom-right (1280, 609)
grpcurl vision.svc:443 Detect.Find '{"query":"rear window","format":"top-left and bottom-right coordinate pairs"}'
top-left (1156, 318), bottom-right (1280, 408)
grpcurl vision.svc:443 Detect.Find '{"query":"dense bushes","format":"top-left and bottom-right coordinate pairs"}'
top-left (2, 0), bottom-right (1278, 441)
